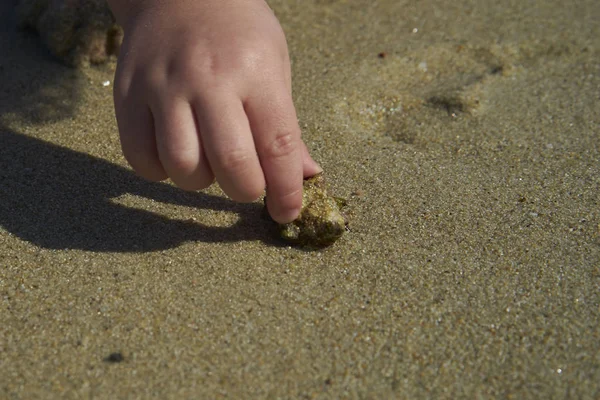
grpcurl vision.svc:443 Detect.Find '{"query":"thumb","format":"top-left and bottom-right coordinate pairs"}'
top-left (301, 141), bottom-right (322, 178)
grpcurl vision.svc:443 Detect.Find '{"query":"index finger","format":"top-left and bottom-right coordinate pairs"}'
top-left (245, 88), bottom-right (303, 224)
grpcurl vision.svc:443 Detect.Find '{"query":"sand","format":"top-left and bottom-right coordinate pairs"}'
top-left (1, 0), bottom-right (599, 398)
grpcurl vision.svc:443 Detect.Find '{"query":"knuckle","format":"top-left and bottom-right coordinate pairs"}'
top-left (173, 54), bottom-right (206, 83)
top-left (163, 151), bottom-right (198, 175)
top-left (218, 148), bottom-right (253, 174)
top-left (173, 41), bottom-right (274, 90)
top-left (237, 44), bottom-right (269, 73)
top-left (143, 66), bottom-right (167, 90)
top-left (174, 44), bottom-right (221, 79)
top-left (205, 40), bottom-right (269, 79)
top-left (262, 130), bottom-right (298, 160)
top-left (165, 153), bottom-right (213, 191)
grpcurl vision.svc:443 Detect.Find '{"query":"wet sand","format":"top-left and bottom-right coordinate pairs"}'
top-left (1, 0), bottom-right (599, 398)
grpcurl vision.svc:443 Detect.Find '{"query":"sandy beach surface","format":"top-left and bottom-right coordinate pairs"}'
top-left (1, 0), bottom-right (599, 398)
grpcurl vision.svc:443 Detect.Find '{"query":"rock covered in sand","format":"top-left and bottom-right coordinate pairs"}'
top-left (16, 0), bottom-right (122, 66)
top-left (269, 173), bottom-right (348, 247)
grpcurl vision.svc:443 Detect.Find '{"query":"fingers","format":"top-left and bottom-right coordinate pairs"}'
top-left (115, 81), bottom-right (320, 222)
top-left (152, 98), bottom-right (214, 190)
top-left (300, 141), bottom-right (323, 178)
top-left (282, 60), bottom-right (322, 179)
top-left (244, 87), bottom-right (304, 223)
top-left (116, 69), bottom-right (214, 189)
top-left (194, 93), bottom-right (266, 202)
top-left (115, 100), bottom-right (167, 182)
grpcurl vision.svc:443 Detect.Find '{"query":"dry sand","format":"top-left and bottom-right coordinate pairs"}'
top-left (1, 0), bottom-right (599, 398)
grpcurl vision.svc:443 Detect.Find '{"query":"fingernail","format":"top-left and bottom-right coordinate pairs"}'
top-left (310, 157), bottom-right (323, 172)
top-left (304, 159), bottom-right (323, 178)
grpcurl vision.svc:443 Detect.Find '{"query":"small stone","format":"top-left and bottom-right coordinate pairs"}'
top-left (266, 173), bottom-right (348, 247)
top-left (104, 352), bottom-right (124, 363)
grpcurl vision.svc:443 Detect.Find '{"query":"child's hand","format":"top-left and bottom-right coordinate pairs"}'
top-left (108, 0), bottom-right (321, 223)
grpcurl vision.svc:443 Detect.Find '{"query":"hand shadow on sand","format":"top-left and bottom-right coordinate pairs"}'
top-left (0, 6), bottom-right (279, 252)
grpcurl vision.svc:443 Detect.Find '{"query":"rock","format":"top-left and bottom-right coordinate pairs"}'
top-left (268, 173), bottom-right (348, 247)
top-left (16, 0), bottom-right (122, 66)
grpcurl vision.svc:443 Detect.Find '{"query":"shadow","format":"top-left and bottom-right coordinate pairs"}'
top-left (0, 1), bottom-right (83, 125)
top-left (0, 4), bottom-right (280, 252)
top-left (0, 129), bottom-right (280, 252)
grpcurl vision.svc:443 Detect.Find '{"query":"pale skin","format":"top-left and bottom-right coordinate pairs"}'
top-left (106, 0), bottom-right (322, 223)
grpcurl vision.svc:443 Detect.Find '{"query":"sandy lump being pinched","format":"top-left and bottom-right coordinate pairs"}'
top-left (268, 173), bottom-right (348, 247)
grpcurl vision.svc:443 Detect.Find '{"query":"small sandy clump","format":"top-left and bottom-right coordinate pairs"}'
top-left (267, 173), bottom-right (348, 247)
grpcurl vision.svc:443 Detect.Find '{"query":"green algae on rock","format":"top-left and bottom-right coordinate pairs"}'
top-left (268, 173), bottom-right (348, 247)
